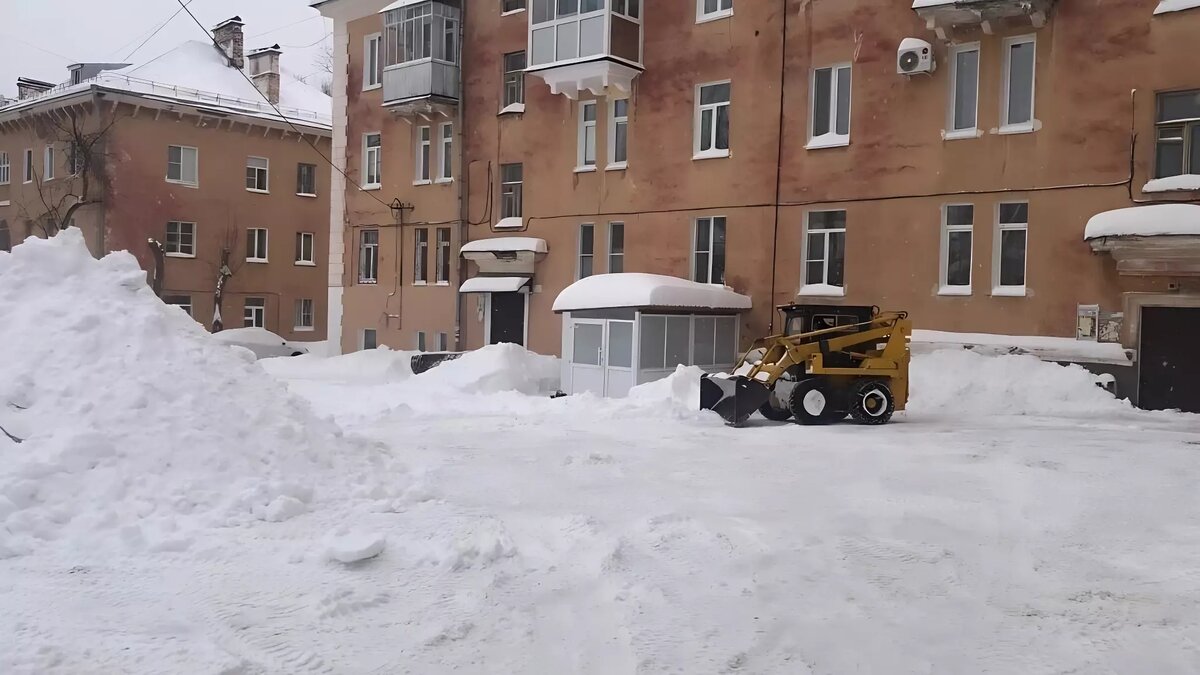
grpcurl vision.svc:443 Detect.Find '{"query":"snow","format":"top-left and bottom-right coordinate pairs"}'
top-left (459, 275), bottom-right (530, 293)
top-left (1142, 174), bottom-right (1200, 193)
top-left (460, 236), bottom-right (546, 254)
top-left (1084, 203), bottom-right (1200, 239)
top-left (912, 0), bottom-right (955, 6)
top-left (326, 531), bottom-right (386, 563)
top-left (553, 273), bottom-right (752, 312)
top-left (210, 327), bottom-right (289, 346)
top-left (1155, 0), bottom-right (1200, 14)
top-left (797, 282), bottom-right (847, 297)
top-left (494, 216), bottom-right (525, 230)
top-left (913, 328), bottom-right (1131, 365)
top-left (379, 0), bottom-right (428, 12)
top-left (499, 102), bottom-right (527, 115)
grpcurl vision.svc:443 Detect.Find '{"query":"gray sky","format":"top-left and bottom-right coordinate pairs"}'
top-left (0, 0), bottom-right (332, 99)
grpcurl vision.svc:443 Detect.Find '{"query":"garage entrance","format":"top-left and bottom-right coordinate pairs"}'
top-left (1139, 306), bottom-right (1200, 413)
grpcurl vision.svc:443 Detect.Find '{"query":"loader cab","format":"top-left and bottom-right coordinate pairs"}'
top-left (780, 304), bottom-right (877, 341)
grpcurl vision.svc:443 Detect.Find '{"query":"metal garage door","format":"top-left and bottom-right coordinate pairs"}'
top-left (1139, 306), bottom-right (1200, 413)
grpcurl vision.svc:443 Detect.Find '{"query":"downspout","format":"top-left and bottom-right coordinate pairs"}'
top-left (767, 0), bottom-right (789, 334)
top-left (454, 0), bottom-right (469, 351)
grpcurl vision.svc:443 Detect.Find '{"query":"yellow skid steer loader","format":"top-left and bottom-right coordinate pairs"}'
top-left (700, 305), bottom-right (911, 426)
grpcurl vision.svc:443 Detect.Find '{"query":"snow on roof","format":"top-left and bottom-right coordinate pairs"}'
top-left (380, 0), bottom-right (429, 12)
top-left (460, 237), bottom-right (548, 254)
top-left (459, 276), bottom-right (531, 293)
top-left (1084, 204), bottom-right (1200, 240)
top-left (1155, 0), bottom-right (1200, 14)
top-left (912, 329), bottom-right (1132, 365)
top-left (1, 41), bottom-right (331, 129)
top-left (553, 273), bottom-right (752, 313)
top-left (1142, 175), bottom-right (1200, 193)
top-left (912, 0), bottom-right (955, 7)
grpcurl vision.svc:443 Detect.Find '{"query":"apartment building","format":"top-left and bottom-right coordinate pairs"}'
top-left (318, 0), bottom-right (1200, 410)
top-left (0, 18), bottom-right (333, 342)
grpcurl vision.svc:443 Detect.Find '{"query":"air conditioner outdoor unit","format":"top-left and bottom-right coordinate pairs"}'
top-left (897, 37), bottom-right (935, 75)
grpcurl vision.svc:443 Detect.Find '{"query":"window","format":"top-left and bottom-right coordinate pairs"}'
top-left (167, 145), bottom-right (198, 185)
top-left (363, 134), bottom-right (382, 188)
top-left (359, 229), bottom-right (379, 283)
top-left (578, 223), bottom-right (594, 278)
top-left (244, 297), bottom-right (266, 328)
top-left (578, 101), bottom-right (598, 169)
top-left (501, 163), bottom-right (523, 218)
top-left (502, 51), bottom-right (526, 109)
top-left (69, 142), bottom-right (84, 176)
top-left (695, 82), bottom-right (731, 158)
top-left (43, 146), bottom-right (54, 181)
top-left (947, 44), bottom-right (979, 136)
top-left (294, 298), bottom-right (315, 330)
top-left (638, 315), bottom-right (734, 369)
top-left (698, 0), bottom-right (732, 22)
top-left (436, 227), bottom-right (451, 283)
top-left (613, 0), bottom-right (640, 19)
top-left (692, 316), bottom-right (738, 367)
top-left (164, 295), bottom-right (192, 317)
top-left (436, 332), bottom-right (448, 351)
top-left (22, 149), bottom-right (33, 183)
top-left (382, 3), bottom-right (461, 67)
top-left (416, 331), bottom-right (427, 352)
top-left (295, 232), bottom-right (315, 265)
top-left (165, 221), bottom-right (196, 257)
top-left (246, 157), bottom-right (269, 192)
top-left (995, 202), bottom-right (1028, 292)
top-left (414, 228), bottom-right (429, 284)
top-left (416, 126), bottom-right (432, 183)
top-left (362, 328), bottom-right (378, 350)
top-left (693, 216), bottom-right (726, 284)
top-left (364, 33), bottom-right (382, 89)
top-left (803, 210), bottom-right (847, 290)
top-left (608, 98), bottom-right (629, 168)
top-left (1155, 90), bottom-right (1200, 178)
top-left (1001, 36), bottom-right (1036, 131)
top-left (809, 65), bottom-right (852, 148)
top-left (503, 0), bottom-right (526, 12)
top-left (608, 221), bottom-right (624, 273)
top-left (438, 122), bottom-right (453, 181)
top-left (529, 0), bottom-right (609, 67)
top-left (246, 228), bottom-right (269, 262)
top-left (297, 163), bottom-right (317, 195)
top-left (0, 152), bottom-right (8, 185)
top-left (940, 204), bottom-right (973, 293)
top-left (0, 220), bottom-right (10, 252)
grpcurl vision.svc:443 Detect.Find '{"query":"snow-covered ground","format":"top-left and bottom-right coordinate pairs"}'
top-left (4, 233), bottom-right (1200, 674)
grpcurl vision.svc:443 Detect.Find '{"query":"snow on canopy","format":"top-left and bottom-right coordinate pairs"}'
top-left (911, 0), bottom-right (955, 7)
top-left (1155, 0), bottom-right (1200, 14)
top-left (553, 273), bottom-right (752, 312)
top-left (1083, 204), bottom-right (1200, 239)
top-left (460, 237), bottom-right (548, 254)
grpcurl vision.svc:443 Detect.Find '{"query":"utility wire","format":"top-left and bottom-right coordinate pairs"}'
top-left (248, 15), bottom-right (322, 39)
top-left (281, 32), bottom-right (333, 49)
top-left (122, 0), bottom-right (195, 61)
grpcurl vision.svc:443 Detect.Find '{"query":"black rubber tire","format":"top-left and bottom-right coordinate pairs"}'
top-left (758, 390), bottom-right (793, 422)
top-left (788, 378), bottom-right (845, 425)
top-left (847, 379), bottom-right (896, 425)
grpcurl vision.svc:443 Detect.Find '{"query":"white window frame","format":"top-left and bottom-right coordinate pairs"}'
top-left (500, 163), bottom-right (523, 219)
top-left (501, 0), bottom-right (527, 15)
top-left (416, 331), bottom-right (427, 352)
top-left (694, 81), bottom-right (731, 160)
top-left (294, 298), bottom-right (315, 331)
top-left (1000, 35), bottom-right (1037, 134)
top-left (697, 0), bottom-right (733, 23)
top-left (43, 145), bottom-right (54, 181)
top-left (414, 227), bottom-right (429, 285)
top-left (165, 221), bottom-right (196, 258)
top-left (945, 43), bottom-right (980, 140)
top-left (993, 202), bottom-right (1029, 296)
top-left (0, 151), bottom-right (9, 185)
top-left (692, 215), bottom-right (726, 285)
top-left (364, 33), bottom-right (383, 90)
top-left (246, 227), bottom-right (269, 263)
top-left (436, 227), bottom-right (451, 284)
top-left (608, 221), bottom-right (624, 273)
top-left (807, 64), bottom-right (852, 149)
top-left (415, 125), bottom-right (432, 185)
top-left (361, 328), bottom-right (378, 350)
top-left (246, 156), bottom-right (269, 193)
top-left (501, 51), bottom-right (526, 111)
top-left (297, 163), bottom-right (318, 196)
top-left (244, 297), bottom-right (266, 328)
top-left (295, 231), bottom-right (316, 266)
top-left (359, 229), bottom-right (379, 284)
top-left (22, 148), bottom-right (33, 184)
top-left (363, 133), bottom-right (382, 189)
top-left (939, 204), bottom-right (973, 295)
top-left (607, 97), bottom-right (629, 170)
top-left (578, 222), bottom-right (595, 279)
top-left (166, 145), bottom-right (198, 186)
top-left (436, 332), bottom-right (449, 351)
top-left (577, 100), bottom-right (598, 171)
top-left (801, 210), bottom-right (847, 296)
top-left (437, 122), bottom-right (454, 182)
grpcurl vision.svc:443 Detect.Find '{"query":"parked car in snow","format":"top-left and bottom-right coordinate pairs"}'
top-left (211, 328), bottom-right (310, 360)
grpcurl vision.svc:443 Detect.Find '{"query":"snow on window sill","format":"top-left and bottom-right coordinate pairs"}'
top-left (991, 286), bottom-right (1027, 297)
top-left (358, 279), bottom-right (378, 285)
top-left (436, 281), bottom-right (450, 286)
top-left (996, 122), bottom-right (1037, 136)
top-left (166, 178), bottom-right (199, 189)
top-left (360, 184), bottom-right (382, 192)
top-left (1155, 0), bottom-right (1200, 15)
top-left (498, 102), bottom-right (526, 116)
top-left (1142, 175), bottom-right (1200, 193)
top-left (501, 7), bottom-right (527, 16)
top-left (697, 9), bottom-right (733, 23)
top-left (938, 285), bottom-right (972, 296)
top-left (165, 252), bottom-right (195, 259)
top-left (413, 179), bottom-right (433, 186)
top-left (363, 83), bottom-right (382, 92)
top-left (413, 281), bottom-right (428, 287)
top-left (246, 188), bottom-right (270, 195)
top-left (296, 192), bottom-right (317, 198)
top-left (435, 177), bottom-right (454, 184)
top-left (246, 258), bottom-right (269, 264)
top-left (798, 283), bottom-right (846, 297)
top-left (942, 128), bottom-right (982, 141)
top-left (692, 149), bottom-right (730, 161)
top-left (574, 165), bottom-right (598, 174)
top-left (805, 134), bottom-right (850, 150)
top-left (495, 216), bottom-right (523, 230)
top-left (293, 326), bottom-right (315, 332)
top-left (294, 261), bottom-right (317, 267)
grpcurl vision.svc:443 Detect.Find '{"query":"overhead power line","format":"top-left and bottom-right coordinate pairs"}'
top-left (124, 0), bottom-right (196, 61)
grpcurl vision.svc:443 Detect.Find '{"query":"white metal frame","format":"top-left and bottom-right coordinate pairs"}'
top-left (435, 227), bottom-right (452, 284)
top-left (939, 203), bottom-right (974, 295)
top-left (946, 42), bottom-right (980, 139)
top-left (363, 133), bottom-right (382, 189)
top-left (807, 64), bottom-right (852, 149)
top-left (801, 210), bottom-right (847, 292)
top-left (22, 148), bottom-right (33, 184)
top-left (1000, 35), bottom-right (1037, 133)
top-left (295, 231), bottom-right (316, 266)
top-left (415, 125), bottom-right (432, 185)
top-left (528, 0), bottom-right (642, 70)
top-left (578, 222), bottom-right (595, 279)
top-left (165, 220), bottom-right (197, 258)
top-left (607, 97), bottom-right (629, 169)
top-left (166, 145), bottom-right (198, 186)
top-left (359, 229), bottom-right (379, 284)
top-left (577, 100), bottom-right (598, 170)
top-left (437, 121), bottom-right (454, 182)
top-left (246, 227), bottom-right (269, 263)
top-left (246, 156), bottom-right (270, 193)
top-left (42, 145), bottom-right (54, 181)
top-left (0, 151), bottom-right (9, 185)
top-left (692, 215), bottom-right (726, 285)
top-left (608, 221), bottom-right (624, 273)
top-left (413, 227), bottom-right (429, 285)
top-left (364, 33), bottom-right (383, 90)
top-left (694, 80), bottom-right (731, 159)
top-left (696, 0), bottom-right (733, 23)
top-left (993, 201), bottom-right (1029, 296)
top-left (294, 298), bottom-right (315, 331)
top-left (244, 297), bottom-right (267, 328)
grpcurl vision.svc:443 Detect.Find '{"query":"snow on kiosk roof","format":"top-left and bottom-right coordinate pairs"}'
top-left (1084, 204), bottom-right (1200, 240)
top-left (553, 274), bottom-right (753, 313)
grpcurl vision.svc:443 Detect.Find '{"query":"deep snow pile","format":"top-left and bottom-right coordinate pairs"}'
top-left (0, 232), bottom-right (399, 559)
top-left (411, 343), bottom-right (560, 395)
top-left (262, 346), bottom-right (417, 383)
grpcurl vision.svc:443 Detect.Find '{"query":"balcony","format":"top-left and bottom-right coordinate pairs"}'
top-left (527, 0), bottom-right (643, 99)
top-left (913, 0), bottom-right (1057, 39)
top-left (380, 0), bottom-right (460, 114)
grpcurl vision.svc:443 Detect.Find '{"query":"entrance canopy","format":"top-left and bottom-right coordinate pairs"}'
top-left (1084, 204), bottom-right (1200, 240)
top-left (461, 237), bottom-right (548, 276)
top-left (553, 273), bottom-right (752, 313)
top-left (459, 276), bottom-right (530, 294)
top-left (1086, 204), bottom-right (1200, 276)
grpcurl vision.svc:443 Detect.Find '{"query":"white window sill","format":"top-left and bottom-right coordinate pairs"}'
top-left (43, 177), bottom-right (55, 183)
top-left (697, 10), bottom-right (733, 24)
top-left (165, 252), bottom-right (195, 259)
top-left (436, 281), bottom-right (450, 286)
top-left (413, 179), bottom-right (432, 186)
top-left (693, 149), bottom-right (730, 161)
top-left (606, 162), bottom-right (628, 171)
top-left (166, 179), bottom-right (199, 189)
top-left (358, 279), bottom-right (378, 285)
top-left (295, 261), bottom-right (317, 267)
top-left (293, 326), bottom-right (315, 332)
top-left (23, 180), bottom-right (33, 185)
top-left (296, 192), bottom-right (318, 198)
top-left (363, 83), bottom-right (382, 92)
top-left (246, 188), bottom-right (270, 194)
top-left (806, 134), bottom-right (850, 150)
top-left (413, 281), bottom-right (428, 286)
top-left (435, 177), bottom-right (454, 184)
top-left (991, 286), bottom-right (1027, 297)
top-left (246, 258), bottom-right (269, 264)
top-left (937, 285), bottom-right (972, 296)
top-left (798, 284), bottom-right (846, 297)
top-left (360, 184), bottom-right (382, 191)
top-left (499, 102), bottom-right (526, 116)
top-left (996, 123), bottom-right (1036, 136)
top-left (942, 128), bottom-right (982, 141)
top-left (501, 7), bottom-right (526, 15)
top-left (574, 165), bottom-right (598, 173)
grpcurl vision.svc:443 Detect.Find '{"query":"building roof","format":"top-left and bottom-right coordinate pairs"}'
top-left (1084, 204), bottom-right (1200, 240)
top-left (0, 41), bottom-right (331, 130)
top-left (553, 274), bottom-right (753, 313)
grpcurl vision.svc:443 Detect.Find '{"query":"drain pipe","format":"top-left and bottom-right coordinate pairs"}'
top-left (453, 0), bottom-right (469, 351)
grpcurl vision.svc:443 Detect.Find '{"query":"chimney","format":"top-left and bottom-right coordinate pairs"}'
top-left (213, 16), bottom-right (245, 69)
top-left (16, 77), bottom-right (54, 100)
top-left (247, 45), bottom-right (282, 105)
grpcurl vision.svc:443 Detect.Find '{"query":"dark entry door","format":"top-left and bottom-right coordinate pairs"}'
top-left (489, 292), bottom-right (526, 346)
top-left (1140, 306), bottom-right (1200, 413)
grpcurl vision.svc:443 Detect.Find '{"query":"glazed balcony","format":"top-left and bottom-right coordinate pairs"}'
top-left (380, 0), bottom-right (460, 112)
top-left (527, 0), bottom-right (643, 99)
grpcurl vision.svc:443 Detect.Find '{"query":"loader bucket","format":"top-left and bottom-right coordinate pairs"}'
top-left (699, 375), bottom-right (773, 426)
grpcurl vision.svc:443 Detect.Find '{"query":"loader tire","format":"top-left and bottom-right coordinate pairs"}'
top-left (758, 395), bottom-right (793, 422)
top-left (847, 379), bottom-right (895, 425)
top-left (789, 378), bottom-right (844, 425)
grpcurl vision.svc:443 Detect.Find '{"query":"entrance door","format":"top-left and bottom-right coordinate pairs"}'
top-left (1139, 306), bottom-right (1200, 413)
top-left (570, 320), bottom-right (606, 395)
top-left (604, 320), bottom-right (635, 397)
top-left (489, 292), bottom-right (526, 346)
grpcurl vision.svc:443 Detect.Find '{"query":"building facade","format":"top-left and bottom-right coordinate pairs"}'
top-left (0, 19), bottom-right (333, 342)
